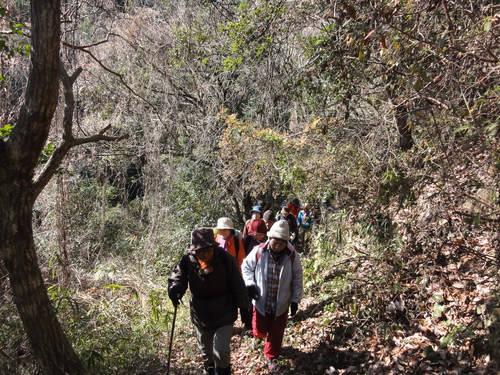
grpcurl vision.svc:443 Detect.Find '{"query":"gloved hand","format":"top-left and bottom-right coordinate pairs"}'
top-left (290, 302), bottom-right (298, 316)
top-left (168, 286), bottom-right (182, 307)
top-left (246, 285), bottom-right (259, 301)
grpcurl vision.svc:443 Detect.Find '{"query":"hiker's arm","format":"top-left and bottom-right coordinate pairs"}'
top-left (291, 253), bottom-right (303, 303)
top-left (228, 254), bottom-right (251, 309)
top-left (168, 255), bottom-right (189, 299)
top-left (241, 247), bottom-right (258, 286)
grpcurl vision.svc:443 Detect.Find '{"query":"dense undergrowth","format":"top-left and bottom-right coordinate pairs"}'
top-left (1, 136), bottom-right (498, 375)
top-left (1, 1), bottom-right (498, 374)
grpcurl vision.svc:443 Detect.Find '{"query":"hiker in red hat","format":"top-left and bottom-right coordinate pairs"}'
top-left (287, 198), bottom-right (300, 219)
top-left (242, 218), bottom-right (268, 256)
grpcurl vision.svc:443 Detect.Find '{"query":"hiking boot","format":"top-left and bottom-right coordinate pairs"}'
top-left (203, 362), bottom-right (215, 375)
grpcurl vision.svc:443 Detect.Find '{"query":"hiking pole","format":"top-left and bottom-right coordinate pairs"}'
top-left (166, 303), bottom-right (178, 375)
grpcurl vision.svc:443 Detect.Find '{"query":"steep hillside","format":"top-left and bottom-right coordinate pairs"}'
top-left (167, 142), bottom-right (499, 374)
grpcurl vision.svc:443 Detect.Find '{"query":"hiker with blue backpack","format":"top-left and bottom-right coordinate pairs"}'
top-left (241, 220), bottom-right (303, 370)
top-left (168, 227), bottom-right (250, 375)
top-left (297, 203), bottom-right (314, 249)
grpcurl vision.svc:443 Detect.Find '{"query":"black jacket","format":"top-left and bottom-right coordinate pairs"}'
top-left (168, 247), bottom-right (249, 330)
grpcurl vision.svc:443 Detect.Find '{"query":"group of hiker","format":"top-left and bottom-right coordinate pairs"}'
top-left (245, 199), bottom-right (315, 249)
top-left (168, 199), bottom-right (313, 374)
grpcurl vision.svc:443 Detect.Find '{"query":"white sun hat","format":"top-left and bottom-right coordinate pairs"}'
top-left (216, 217), bottom-right (234, 230)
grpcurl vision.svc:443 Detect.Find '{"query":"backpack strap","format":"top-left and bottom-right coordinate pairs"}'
top-left (243, 235), bottom-right (252, 255)
top-left (244, 235), bottom-right (251, 249)
top-left (286, 245), bottom-right (296, 264)
top-left (256, 242), bottom-right (266, 262)
top-left (233, 236), bottom-right (240, 258)
top-left (256, 242), bottom-right (295, 264)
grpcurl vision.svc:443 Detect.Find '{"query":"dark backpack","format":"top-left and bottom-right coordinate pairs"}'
top-left (234, 236), bottom-right (240, 258)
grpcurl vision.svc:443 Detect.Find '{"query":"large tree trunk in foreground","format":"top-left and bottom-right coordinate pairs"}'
top-left (0, 186), bottom-right (86, 375)
top-left (0, 0), bottom-right (86, 373)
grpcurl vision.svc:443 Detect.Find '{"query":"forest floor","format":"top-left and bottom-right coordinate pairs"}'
top-left (3, 150), bottom-right (498, 375)
top-left (165, 235), bottom-right (498, 375)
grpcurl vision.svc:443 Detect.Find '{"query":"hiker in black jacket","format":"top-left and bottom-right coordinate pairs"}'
top-left (168, 227), bottom-right (250, 375)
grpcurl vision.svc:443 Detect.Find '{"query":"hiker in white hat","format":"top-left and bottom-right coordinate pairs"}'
top-left (214, 217), bottom-right (245, 271)
top-left (214, 217), bottom-right (251, 332)
top-left (241, 220), bottom-right (303, 371)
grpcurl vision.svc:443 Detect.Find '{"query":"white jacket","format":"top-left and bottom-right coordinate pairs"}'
top-left (242, 240), bottom-right (303, 317)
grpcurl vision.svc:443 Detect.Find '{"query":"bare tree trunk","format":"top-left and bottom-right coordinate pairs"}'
top-left (394, 102), bottom-right (413, 151)
top-left (56, 166), bottom-right (71, 284)
top-left (0, 185), bottom-right (86, 375)
top-left (0, 1), bottom-right (86, 373)
top-left (386, 74), bottom-right (414, 151)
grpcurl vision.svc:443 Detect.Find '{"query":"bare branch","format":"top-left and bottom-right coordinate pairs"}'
top-left (388, 24), bottom-right (498, 64)
top-left (71, 127), bottom-right (129, 146)
top-left (62, 39), bottom-right (156, 108)
top-left (62, 34), bottom-right (120, 50)
top-left (450, 43), bottom-right (498, 64)
top-left (33, 142), bottom-right (72, 199)
top-left (62, 37), bottom-right (171, 129)
top-left (421, 96), bottom-right (452, 112)
top-left (33, 64), bottom-right (127, 199)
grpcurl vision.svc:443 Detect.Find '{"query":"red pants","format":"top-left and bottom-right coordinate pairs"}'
top-left (252, 307), bottom-right (288, 359)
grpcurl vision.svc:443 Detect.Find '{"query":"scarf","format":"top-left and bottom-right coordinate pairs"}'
top-left (196, 252), bottom-right (214, 275)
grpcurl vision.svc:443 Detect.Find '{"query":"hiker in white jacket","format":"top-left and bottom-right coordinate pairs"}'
top-left (241, 220), bottom-right (303, 370)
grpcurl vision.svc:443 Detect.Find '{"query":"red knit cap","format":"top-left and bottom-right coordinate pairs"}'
top-left (249, 219), bottom-right (267, 235)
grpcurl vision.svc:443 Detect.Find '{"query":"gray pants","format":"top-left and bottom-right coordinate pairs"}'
top-left (194, 324), bottom-right (233, 369)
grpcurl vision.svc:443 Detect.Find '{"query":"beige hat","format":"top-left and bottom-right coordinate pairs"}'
top-left (267, 220), bottom-right (290, 241)
top-left (216, 217), bottom-right (234, 230)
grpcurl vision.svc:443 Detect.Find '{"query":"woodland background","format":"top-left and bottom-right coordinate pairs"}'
top-left (0, 0), bottom-right (498, 374)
